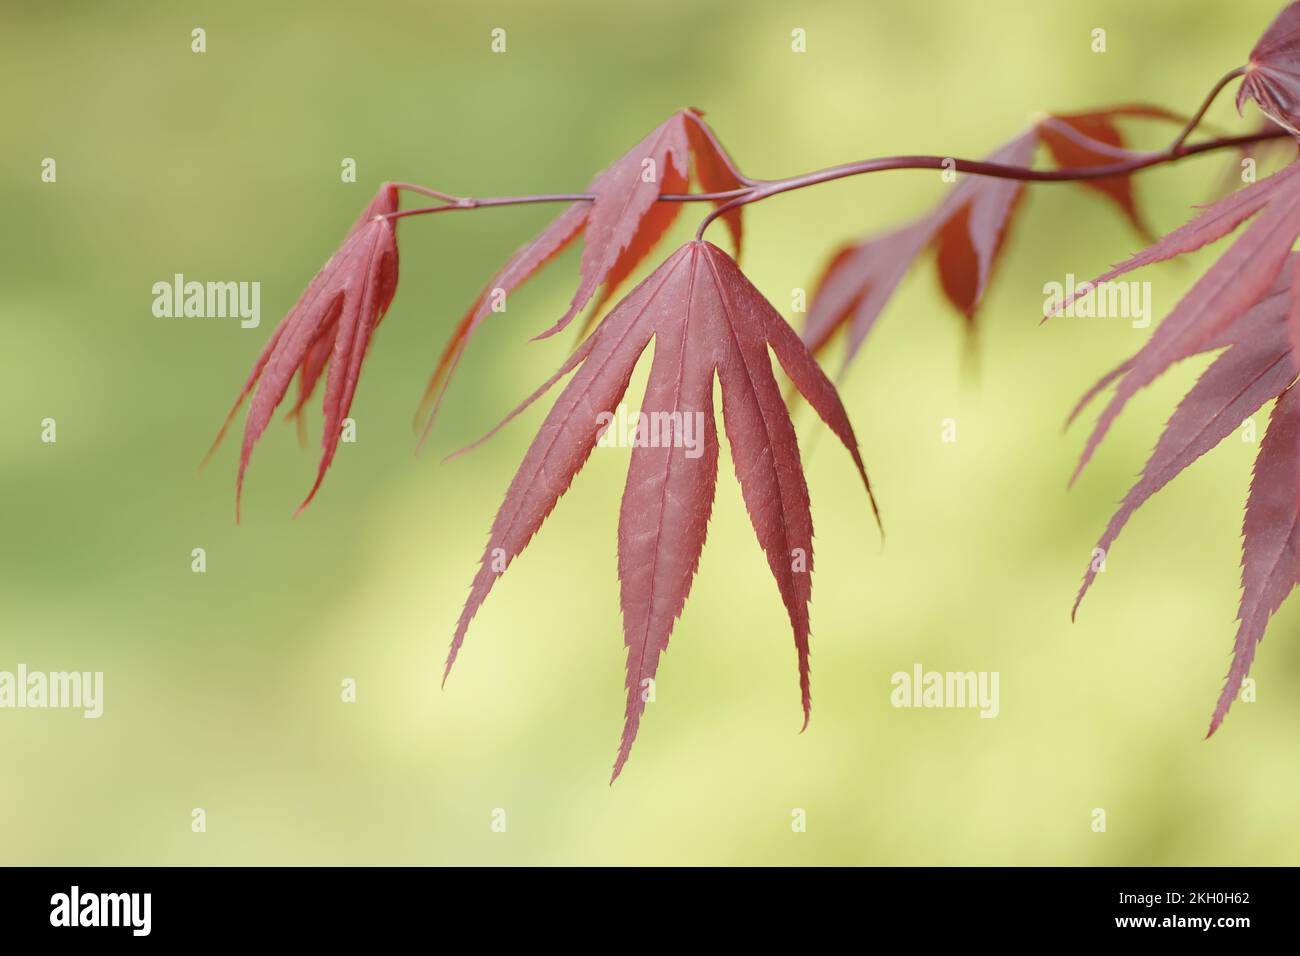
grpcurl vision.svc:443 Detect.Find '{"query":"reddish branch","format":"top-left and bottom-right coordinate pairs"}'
top-left (379, 68), bottom-right (1287, 242)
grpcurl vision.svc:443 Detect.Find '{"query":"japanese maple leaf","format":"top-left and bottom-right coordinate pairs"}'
top-left (442, 241), bottom-right (878, 781)
top-left (414, 109), bottom-right (745, 439)
top-left (803, 131), bottom-right (1036, 363)
top-left (205, 184), bottom-right (400, 519)
top-left (1053, 157), bottom-right (1300, 734)
top-left (1049, 158), bottom-right (1300, 416)
top-left (805, 108), bottom-right (1181, 365)
top-left (1037, 105), bottom-right (1185, 241)
top-left (1238, 1), bottom-right (1300, 136)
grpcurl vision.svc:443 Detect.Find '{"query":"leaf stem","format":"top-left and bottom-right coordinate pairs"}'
top-left (1168, 66), bottom-right (1248, 155)
top-left (382, 81), bottom-right (1283, 239)
top-left (693, 128), bottom-right (1282, 239)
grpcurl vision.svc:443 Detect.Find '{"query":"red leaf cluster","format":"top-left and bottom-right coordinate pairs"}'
top-left (206, 184), bottom-right (401, 519)
top-left (804, 107), bottom-right (1183, 366)
top-left (1051, 159), bottom-right (1300, 734)
top-left (207, 1), bottom-right (1300, 772)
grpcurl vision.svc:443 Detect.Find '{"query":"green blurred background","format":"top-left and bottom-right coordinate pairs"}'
top-left (2, 0), bottom-right (1298, 865)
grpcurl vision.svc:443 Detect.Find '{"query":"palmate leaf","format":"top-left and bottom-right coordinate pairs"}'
top-left (205, 184), bottom-right (401, 519)
top-left (1054, 162), bottom-right (1300, 483)
top-left (207, 112), bottom-right (743, 516)
top-left (1214, 379), bottom-right (1300, 733)
top-left (1057, 158), bottom-right (1300, 734)
top-left (1239, 0), bottom-right (1300, 136)
top-left (1067, 259), bottom-right (1297, 617)
top-left (1036, 1), bottom-right (1300, 731)
top-left (803, 130), bottom-right (1036, 363)
top-left (804, 107), bottom-right (1184, 365)
top-left (414, 109), bottom-right (745, 439)
top-left (443, 241), bottom-right (878, 781)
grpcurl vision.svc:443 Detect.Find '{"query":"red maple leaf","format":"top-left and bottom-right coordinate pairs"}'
top-left (442, 240), bottom-right (878, 781)
top-left (1052, 155), bottom-right (1300, 734)
top-left (804, 108), bottom-right (1183, 365)
top-left (1037, 105), bottom-right (1186, 241)
top-left (1238, 0), bottom-right (1300, 136)
top-left (205, 184), bottom-right (401, 519)
top-left (414, 109), bottom-right (745, 440)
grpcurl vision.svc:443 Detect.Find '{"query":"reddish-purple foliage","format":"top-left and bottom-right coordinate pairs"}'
top-left (443, 241), bottom-right (877, 780)
top-left (414, 110), bottom-right (743, 439)
top-left (206, 2), bottom-right (1300, 777)
top-left (1054, 156), bottom-right (1300, 732)
top-left (206, 184), bottom-right (400, 520)
top-left (804, 107), bottom-right (1185, 364)
top-left (1239, 1), bottom-right (1300, 135)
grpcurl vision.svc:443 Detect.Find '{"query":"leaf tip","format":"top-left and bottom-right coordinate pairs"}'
top-left (610, 745), bottom-right (631, 784)
top-left (1070, 588), bottom-right (1086, 622)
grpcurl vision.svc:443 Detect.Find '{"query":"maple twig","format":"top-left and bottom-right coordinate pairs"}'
top-left (382, 128), bottom-right (1286, 237)
top-left (381, 66), bottom-right (1282, 241)
top-left (693, 126), bottom-right (1287, 239)
top-left (388, 182), bottom-right (461, 204)
top-left (382, 188), bottom-right (751, 222)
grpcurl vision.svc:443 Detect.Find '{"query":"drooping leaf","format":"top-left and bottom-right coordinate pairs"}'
top-left (1047, 158), bottom-right (1300, 319)
top-left (802, 222), bottom-right (932, 363)
top-left (1051, 161), bottom-right (1300, 486)
top-left (443, 241), bottom-right (876, 781)
top-left (1238, 1), bottom-right (1300, 136)
top-left (806, 108), bottom-right (1184, 364)
top-left (1210, 381), bottom-right (1300, 735)
top-left (804, 131), bottom-right (1036, 366)
top-left (417, 110), bottom-right (748, 438)
top-left (539, 114), bottom-right (692, 340)
top-left (1060, 162), bottom-right (1300, 734)
top-left (1069, 261), bottom-right (1297, 616)
top-left (205, 184), bottom-right (401, 519)
top-left (1038, 106), bottom-right (1185, 240)
top-left (683, 108), bottom-right (746, 256)
top-left (934, 133), bottom-right (1040, 324)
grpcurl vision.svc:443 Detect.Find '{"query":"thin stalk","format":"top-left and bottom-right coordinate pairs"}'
top-left (381, 62), bottom-right (1281, 241)
top-left (384, 126), bottom-right (1285, 232)
top-left (1169, 66), bottom-right (1248, 154)
top-left (695, 127), bottom-right (1282, 239)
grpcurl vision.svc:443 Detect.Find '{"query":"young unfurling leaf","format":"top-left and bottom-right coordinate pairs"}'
top-left (205, 184), bottom-right (401, 519)
top-left (443, 241), bottom-right (877, 781)
top-left (1239, 1), bottom-right (1300, 136)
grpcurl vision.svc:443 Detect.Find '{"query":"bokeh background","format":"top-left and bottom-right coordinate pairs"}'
top-left (2, 0), bottom-right (1298, 865)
